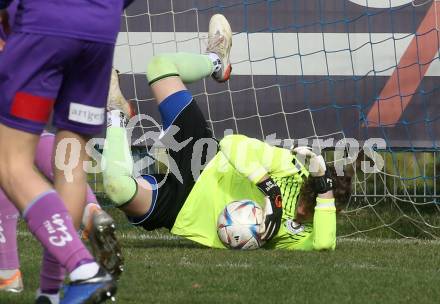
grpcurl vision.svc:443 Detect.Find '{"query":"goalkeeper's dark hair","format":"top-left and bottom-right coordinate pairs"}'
top-left (299, 165), bottom-right (353, 216)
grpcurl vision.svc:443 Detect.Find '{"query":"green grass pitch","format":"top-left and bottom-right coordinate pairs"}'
top-left (1, 219), bottom-right (439, 304)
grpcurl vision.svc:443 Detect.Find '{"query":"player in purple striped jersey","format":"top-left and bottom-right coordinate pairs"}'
top-left (0, 0), bottom-right (133, 303)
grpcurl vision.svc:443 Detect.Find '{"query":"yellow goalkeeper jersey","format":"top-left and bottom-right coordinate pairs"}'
top-left (171, 135), bottom-right (336, 251)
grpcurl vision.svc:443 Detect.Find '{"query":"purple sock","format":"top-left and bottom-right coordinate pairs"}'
top-left (35, 132), bottom-right (98, 289)
top-left (35, 133), bottom-right (56, 181)
top-left (40, 250), bottom-right (65, 294)
top-left (23, 191), bottom-right (94, 273)
top-left (36, 132), bottom-right (99, 205)
top-left (35, 134), bottom-right (65, 292)
top-left (0, 197), bottom-right (20, 269)
top-left (86, 187), bottom-right (98, 204)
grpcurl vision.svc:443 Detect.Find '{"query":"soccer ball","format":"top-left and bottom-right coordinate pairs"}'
top-left (217, 200), bottom-right (264, 250)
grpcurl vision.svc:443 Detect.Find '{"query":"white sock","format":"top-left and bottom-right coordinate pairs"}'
top-left (69, 262), bottom-right (99, 282)
top-left (107, 109), bottom-right (127, 128)
top-left (36, 289), bottom-right (60, 304)
top-left (208, 53), bottom-right (221, 74)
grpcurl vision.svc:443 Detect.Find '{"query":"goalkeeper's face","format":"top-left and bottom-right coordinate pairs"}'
top-left (295, 198), bottom-right (313, 223)
top-left (295, 194), bottom-right (343, 222)
top-left (294, 195), bottom-right (332, 223)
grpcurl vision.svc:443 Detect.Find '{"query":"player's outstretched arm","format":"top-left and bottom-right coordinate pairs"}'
top-left (293, 147), bottom-right (336, 250)
top-left (312, 194), bottom-right (336, 250)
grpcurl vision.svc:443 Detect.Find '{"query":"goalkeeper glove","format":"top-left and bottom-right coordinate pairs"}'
top-left (257, 177), bottom-right (283, 241)
top-left (292, 146), bottom-right (333, 194)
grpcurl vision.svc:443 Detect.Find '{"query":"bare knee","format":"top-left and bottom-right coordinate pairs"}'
top-left (0, 158), bottom-right (28, 185)
top-left (0, 159), bottom-right (37, 207)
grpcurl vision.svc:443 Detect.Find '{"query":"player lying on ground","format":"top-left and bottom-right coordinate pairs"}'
top-left (103, 14), bottom-right (352, 250)
top-left (0, 0), bottom-right (133, 302)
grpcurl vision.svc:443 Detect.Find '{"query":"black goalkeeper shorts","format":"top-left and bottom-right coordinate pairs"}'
top-left (128, 97), bottom-right (217, 231)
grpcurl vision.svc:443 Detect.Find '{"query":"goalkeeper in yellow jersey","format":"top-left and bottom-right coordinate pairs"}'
top-left (103, 14), bottom-right (352, 250)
